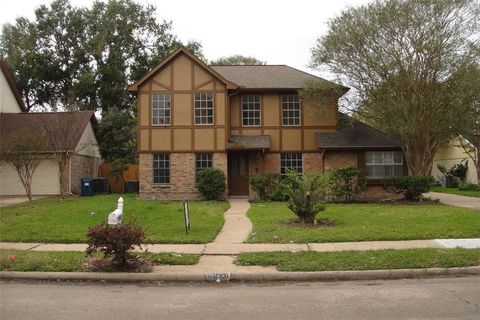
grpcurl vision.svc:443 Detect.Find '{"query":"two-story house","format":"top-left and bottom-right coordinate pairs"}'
top-left (129, 47), bottom-right (403, 200)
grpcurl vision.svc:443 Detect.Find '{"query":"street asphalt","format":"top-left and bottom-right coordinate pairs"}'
top-left (1, 277), bottom-right (479, 320)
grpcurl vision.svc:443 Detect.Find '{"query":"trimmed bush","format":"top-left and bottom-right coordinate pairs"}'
top-left (286, 171), bottom-right (326, 224)
top-left (86, 220), bottom-right (148, 268)
top-left (197, 168), bottom-right (226, 200)
top-left (269, 178), bottom-right (291, 201)
top-left (250, 173), bottom-right (279, 200)
top-left (384, 176), bottom-right (432, 201)
top-left (323, 166), bottom-right (365, 202)
top-left (250, 173), bottom-right (291, 201)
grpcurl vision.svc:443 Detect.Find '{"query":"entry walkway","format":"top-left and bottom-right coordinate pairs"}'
top-left (426, 192), bottom-right (480, 210)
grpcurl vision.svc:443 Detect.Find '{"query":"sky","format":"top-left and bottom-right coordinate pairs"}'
top-left (0, 0), bottom-right (373, 80)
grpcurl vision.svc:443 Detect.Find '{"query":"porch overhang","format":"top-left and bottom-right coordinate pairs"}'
top-left (226, 135), bottom-right (271, 151)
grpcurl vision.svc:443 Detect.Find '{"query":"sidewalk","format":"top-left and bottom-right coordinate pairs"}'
top-left (426, 192), bottom-right (480, 210)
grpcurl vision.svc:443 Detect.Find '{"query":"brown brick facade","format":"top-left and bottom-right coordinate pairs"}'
top-left (324, 151), bottom-right (358, 170)
top-left (70, 154), bottom-right (101, 194)
top-left (139, 152), bottom-right (228, 200)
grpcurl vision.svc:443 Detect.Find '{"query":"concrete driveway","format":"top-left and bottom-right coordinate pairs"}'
top-left (426, 192), bottom-right (480, 210)
top-left (0, 196), bottom-right (47, 207)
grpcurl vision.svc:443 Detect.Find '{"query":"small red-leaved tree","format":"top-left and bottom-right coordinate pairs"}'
top-left (86, 220), bottom-right (148, 269)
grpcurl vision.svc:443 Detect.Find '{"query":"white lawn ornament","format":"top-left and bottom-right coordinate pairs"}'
top-left (107, 197), bottom-right (124, 226)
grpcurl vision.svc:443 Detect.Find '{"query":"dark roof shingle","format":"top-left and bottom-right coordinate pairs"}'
top-left (316, 115), bottom-right (400, 150)
top-left (0, 111), bottom-right (95, 151)
top-left (226, 135), bottom-right (271, 150)
top-left (210, 65), bottom-right (346, 90)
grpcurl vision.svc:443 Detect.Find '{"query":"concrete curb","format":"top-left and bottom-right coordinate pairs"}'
top-left (1, 266), bottom-right (479, 283)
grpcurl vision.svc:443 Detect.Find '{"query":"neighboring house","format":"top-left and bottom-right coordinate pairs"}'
top-left (432, 136), bottom-right (478, 185)
top-left (128, 47), bottom-right (403, 200)
top-left (0, 59), bottom-right (102, 196)
top-left (0, 59), bottom-right (27, 113)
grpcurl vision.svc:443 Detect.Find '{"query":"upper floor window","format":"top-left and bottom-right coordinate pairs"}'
top-left (282, 95), bottom-right (300, 126)
top-left (366, 151), bottom-right (403, 179)
top-left (153, 153), bottom-right (170, 184)
top-left (152, 93), bottom-right (171, 125)
top-left (280, 153), bottom-right (303, 176)
top-left (194, 92), bottom-right (213, 125)
top-left (242, 95), bottom-right (261, 126)
top-left (195, 153), bottom-right (213, 183)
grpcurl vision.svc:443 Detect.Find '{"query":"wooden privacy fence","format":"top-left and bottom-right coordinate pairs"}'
top-left (99, 163), bottom-right (139, 193)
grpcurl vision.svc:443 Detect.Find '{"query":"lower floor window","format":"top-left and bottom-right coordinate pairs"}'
top-left (366, 151), bottom-right (403, 178)
top-left (153, 153), bottom-right (170, 184)
top-left (195, 153), bottom-right (213, 182)
top-left (281, 153), bottom-right (303, 175)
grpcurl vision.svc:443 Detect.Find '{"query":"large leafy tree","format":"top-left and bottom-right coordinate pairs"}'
top-left (310, 0), bottom-right (479, 176)
top-left (211, 54), bottom-right (266, 65)
top-left (0, 0), bottom-right (204, 113)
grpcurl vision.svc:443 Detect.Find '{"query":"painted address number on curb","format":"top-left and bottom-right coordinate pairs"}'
top-left (205, 272), bottom-right (231, 282)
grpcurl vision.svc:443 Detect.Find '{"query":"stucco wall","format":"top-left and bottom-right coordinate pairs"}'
top-left (0, 69), bottom-right (22, 113)
top-left (432, 138), bottom-right (478, 185)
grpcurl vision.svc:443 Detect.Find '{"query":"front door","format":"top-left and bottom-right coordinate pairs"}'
top-left (228, 153), bottom-right (249, 196)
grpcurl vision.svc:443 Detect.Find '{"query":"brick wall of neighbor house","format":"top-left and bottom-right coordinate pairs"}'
top-left (323, 151), bottom-right (358, 170)
top-left (70, 154), bottom-right (99, 194)
top-left (139, 152), bottom-right (228, 200)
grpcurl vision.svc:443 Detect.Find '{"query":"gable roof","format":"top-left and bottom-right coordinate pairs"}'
top-left (0, 59), bottom-right (27, 112)
top-left (316, 114), bottom-right (400, 150)
top-left (210, 65), bottom-right (348, 91)
top-left (128, 47), bottom-right (238, 92)
top-left (226, 135), bottom-right (271, 150)
top-left (0, 111), bottom-right (96, 151)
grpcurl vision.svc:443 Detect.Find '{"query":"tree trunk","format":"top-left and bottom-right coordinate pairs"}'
top-left (57, 155), bottom-right (69, 200)
top-left (403, 147), bottom-right (434, 176)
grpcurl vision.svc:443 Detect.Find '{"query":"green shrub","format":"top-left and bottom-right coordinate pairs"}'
top-left (250, 173), bottom-right (279, 200)
top-left (269, 178), bottom-right (291, 201)
top-left (250, 173), bottom-right (291, 201)
top-left (86, 220), bottom-right (148, 268)
top-left (384, 176), bottom-right (432, 201)
top-left (437, 161), bottom-right (469, 187)
top-left (197, 168), bottom-right (226, 200)
top-left (323, 166), bottom-right (365, 202)
top-left (286, 171), bottom-right (326, 224)
top-left (459, 183), bottom-right (479, 191)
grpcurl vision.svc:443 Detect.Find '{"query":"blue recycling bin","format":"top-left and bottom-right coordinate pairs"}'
top-left (81, 178), bottom-right (95, 196)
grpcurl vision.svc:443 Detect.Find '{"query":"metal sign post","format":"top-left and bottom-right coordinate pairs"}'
top-left (183, 201), bottom-right (191, 235)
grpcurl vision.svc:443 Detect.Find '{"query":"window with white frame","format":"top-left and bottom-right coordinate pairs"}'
top-left (365, 151), bottom-right (403, 179)
top-left (195, 153), bottom-right (213, 183)
top-left (152, 93), bottom-right (171, 125)
top-left (281, 95), bottom-right (300, 126)
top-left (242, 95), bottom-right (261, 126)
top-left (280, 153), bottom-right (303, 175)
top-left (153, 153), bottom-right (170, 184)
top-left (194, 92), bottom-right (213, 124)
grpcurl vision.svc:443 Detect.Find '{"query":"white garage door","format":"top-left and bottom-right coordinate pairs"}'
top-left (0, 160), bottom-right (60, 196)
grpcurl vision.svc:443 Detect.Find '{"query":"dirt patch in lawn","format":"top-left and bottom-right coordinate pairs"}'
top-left (83, 257), bottom-right (153, 273)
top-left (281, 218), bottom-right (336, 228)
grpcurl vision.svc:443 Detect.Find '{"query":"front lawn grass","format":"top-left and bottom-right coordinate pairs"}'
top-left (0, 249), bottom-right (200, 272)
top-left (431, 186), bottom-right (480, 198)
top-left (248, 202), bottom-right (480, 243)
top-left (0, 194), bottom-right (229, 244)
top-left (236, 248), bottom-right (480, 272)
